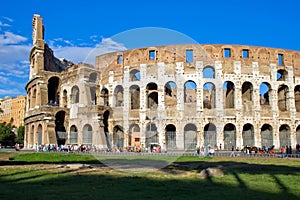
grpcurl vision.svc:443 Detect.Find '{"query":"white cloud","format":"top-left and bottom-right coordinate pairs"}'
top-left (2, 17), bottom-right (13, 23)
top-left (0, 31), bottom-right (27, 45)
top-left (52, 37), bottom-right (127, 64)
top-left (0, 21), bottom-right (10, 27)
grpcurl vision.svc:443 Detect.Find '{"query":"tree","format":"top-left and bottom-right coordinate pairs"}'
top-left (15, 126), bottom-right (25, 144)
top-left (0, 123), bottom-right (16, 147)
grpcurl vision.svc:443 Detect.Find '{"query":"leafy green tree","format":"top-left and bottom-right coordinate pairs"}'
top-left (0, 122), bottom-right (16, 147)
top-left (15, 126), bottom-right (25, 144)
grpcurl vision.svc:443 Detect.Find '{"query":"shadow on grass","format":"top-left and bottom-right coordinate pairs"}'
top-left (0, 165), bottom-right (299, 200)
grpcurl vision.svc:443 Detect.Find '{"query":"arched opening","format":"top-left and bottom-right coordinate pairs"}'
top-left (71, 86), bottom-right (80, 104)
top-left (277, 69), bottom-right (288, 81)
top-left (242, 123), bottom-right (254, 147)
top-left (130, 85), bottom-right (140, 109)
top-left (242, 81), bottom-right (253, 102)
top-left (223, 81), bottom-right (235, 108)
top-left (101, 88), bottom-right (109, 106)
top-left (62, 90), bottom-right (68, 108)
top-left (89, 72), bottom-right (97, 83)
top-left (203, 82), bottom-right (216, 109)
top-left (184, 124), bottom-right (197, 150)
top-left (48, 76), bottom-right (60, 106)
top-left (165, 124), bottom-right (176, 150)
top-left (29, 125), bottom-right (34, 146)
top-left (204, 123), bottom-right (217, 146)
top-left (103, 110), bottom-right (111, 149)
top-left (55, 111), bottom-right (66, 145)
top-left (129, 69), bottom-right (141, 81)
top-left (184, 81), bottom-right (196, 103)
top-left (146, 122), bottom-right (158, 148)
top-left (203, 66), bottom-right (215, 78)
top-left (278, 85), bottom-right (289, 111)
top-left (296, 125), bottom-right (300, 145)
top-left (37, 124), bottom-right (42, 145)
top-left (69, 125), bottom-right (78, 144)
top-left (32, 88), bottom-right (37, 107)
top-left (164, 82), bottom-right (177, 107)
top-left (129, 124), bottom-right (140, 147)
top-left (82, 124), bottom-right (92, 145)
top-left (260, 82), bottom-right (271, 105)
top-left (114, 85), bottom-right (124, 107)
top-left (294, 85), bottom-right (300, 112)
top-left (147, 83), bottom-right (158, 108)
top-left (224, 123), bottom-right (236, 150)
top-left (90, 86), bottom-right (97, 105)
top-left (113, 125), bottom-right (124, 148)
top-left (261, 124), bottom-right (273, 148)
top-left (279, 124), bottom-right (291, 147)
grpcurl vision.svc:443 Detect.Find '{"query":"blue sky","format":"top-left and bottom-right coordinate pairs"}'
top-left (0, 0), bottom-right (300, 98)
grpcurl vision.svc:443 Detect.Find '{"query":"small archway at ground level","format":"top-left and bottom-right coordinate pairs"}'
top-left (242, 123), bottom-right (254, 147)
top-left (37, 124), bottom-right (42, 145)
top-left (55, 111), bottom-right (67, 145)
top-left (260, 124), bottom-right (273, 148)
top-left (223, 123), bottom-right (236, 150)
top-left (113, 125), bottom-right (124, 149)
top-left (279, 124), bottom-right (291, 147)
top-left (204, 123), bottom-right (217, 147)
top-left (82, 124), bottom-right (93, 145)
top-left (145, 123), bottom-right (158, 148)
top-left (296, 125), bottom-right (300, 145)
top-left (184, 124), bottom-right (197, 150)
top-left (129, 123), bottom-right (140, 147)
top-left (165, 124), bottom-right (176, 150)
top-left (69, 125), bottom-right (78, 144)
top-left (103, 110), bottom-right (111, 149)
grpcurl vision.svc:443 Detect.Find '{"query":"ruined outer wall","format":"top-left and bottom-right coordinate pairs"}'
top-left (96, 44), bottom-right (300, 150)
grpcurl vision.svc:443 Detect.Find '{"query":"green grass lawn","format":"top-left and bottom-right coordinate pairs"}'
top-left (0, 152), bottom-right (299, 200)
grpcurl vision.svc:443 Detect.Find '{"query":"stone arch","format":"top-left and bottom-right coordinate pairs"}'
top-left (55, 110), bottom-right (66, 145)
top-left (48, 76), bottom-right (60, 106)
top-left (89, 72), bottom-right (97, 83)
top-left (296, 125), bottom-right (300, 145)
top-left (184, 123), bottom-right (197, 150)
top-left (204, 123), bottom-right (217, 146)
top-left (103, 110), bottom-right (111, 148)
top-left (146, 82), bottom-right (158, 108)
top-left (129, 123), bottom-right (140, 147)
top-left (37, 124), bottom-right (42, 145)
top-left (203, 82), bottom-right (216, 109)
top-left (164, 81), bottom-right (177, 107)
top-left (242, 123), bottom-right (254, 146)
top-left (260, 82), bottom-right (271, 105)
top-left (165, 124), bottom-right (176, 150)
top-left (203, 66), bottom-right (215, 78)
top-left (184, 80), bottom-right (197, 103)
top-left (71, 86), bottom-right (80, 104)
top-left (294, 85), bottom-right (300, 112)
top-left (101, 88), bottom-right (109, 106)
top-left (82, 124), bottom-right (93, 145)
top-left (223, 81), bottom-right (235, 108)
top-left (130, 85), bottom-right (140, 109)
top-left (114, 85), bottom-right (124, 107)
top-left (62, 89), bottom-right (68, 108)
top-left (129, 69), bottom-right (141, 81)
top-left (32, 88), bottom-right (37, 107)
top-left (90, 86), bottom-right (97, 105)
top-left (113, 125), bottom-right (124, 148)
top-left (69, 125), bottom-right (78, 144)
top-left (223, 123), bottom-right (236, 150)
top-left (277, 69), bottom-right (288, 81)
top-left (146, 122), bottom-right (158, 148)
top-left (242, 81), bottom-right (253, 102)
top-left (29, 124), bottom-right (34, 146)
top-left (260, 124), bottom-right (273, 148)
top-left (278, 84), bottom-right (289, 111)
top-left (279, 124), bottom-right (291, 147)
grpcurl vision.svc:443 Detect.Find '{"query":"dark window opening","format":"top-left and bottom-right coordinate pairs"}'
top-left (117, 55), bottom-right (123, 64)
top-left (149, 50), bottom-right (156, 60)
top-left (224, 48), bottom-right (231, 58)
top-left (186, 49), bottom-right (193, 63)
top-left (278, 54), bottom-right (283, 66)
top-left (242, 49), bottom-right (249, 58)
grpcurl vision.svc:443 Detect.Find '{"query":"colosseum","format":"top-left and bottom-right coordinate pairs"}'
top-left (24, 14), bottom-right (300, 151)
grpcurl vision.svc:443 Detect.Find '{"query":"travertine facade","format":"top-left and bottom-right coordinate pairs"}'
top-left (24, 14), bottom-right (300, 150)
top-left (0, 95), bottom-right (26, 127)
